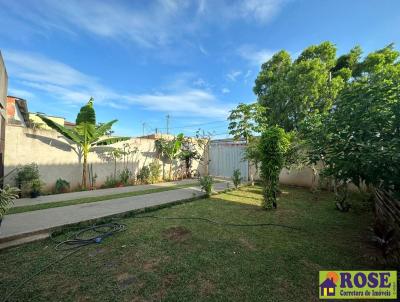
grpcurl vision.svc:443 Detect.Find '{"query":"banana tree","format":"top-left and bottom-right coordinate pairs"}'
top-left (155, 133), bottom-right (184, 180)
top-left (38, 98), bottom-right (130, 188)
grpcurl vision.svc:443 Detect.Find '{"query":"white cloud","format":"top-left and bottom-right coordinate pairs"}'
top-left (239, 0), bottom-right (286, 24)
top-left (238, 45), bottom-right (276, 66)
top-left (199, 45), bottom-right (208, 55)
top-left (221, 88), bottom-right (230, 94)
top-left (0, 0), bottom-right (190, 48)
top-left (0, 1), bottom-right (288, 47)
top-left (227, 70), bottom-right (242, 81)
top-left (197, 0), bottom-right (287, 24)
top-left (7, 88), bottom-right (35, 99)
top-left (122, 89), bottom-right (230, 118)
top-left (4, 50), bottom-right (230, 118)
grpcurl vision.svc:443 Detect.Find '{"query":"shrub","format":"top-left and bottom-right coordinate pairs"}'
top-left (259, 127), bottom-right (290, 210)
top-left (103, 175), bottom-right (118, 188)
top-left (15, 163), bottom-right (43, 197)
top-left (55, 178), bottom-right (70, 194)
top-left (199, 175), bottom-right (214, 197)
top-left (137, 166), bottom-right (151, 184)
top-left (232, 169), bottom-right (241, 189)
top-left (15, 163), bottom-right (40, 187)
top-left (149, 160), bottom-right (161, 184)
top-left (119, 168), bottom-right (132, 185)
top-left (30, 179), bottom-right (43, 198)
top-left (0, 185), bottom-right (19, 221)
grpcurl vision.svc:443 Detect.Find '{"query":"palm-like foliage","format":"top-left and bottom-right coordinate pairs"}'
top-left (0, 185), bottom-right (19, 219)
top-left (38, 98), bottom-right (130, 188)
top-left (155, 133), bottom-right (184, 180)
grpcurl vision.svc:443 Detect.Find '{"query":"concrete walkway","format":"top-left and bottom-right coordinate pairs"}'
top-left (0, 181), bottom-right (232, 248)
top-left (14, 179), bottom-right (199, 207)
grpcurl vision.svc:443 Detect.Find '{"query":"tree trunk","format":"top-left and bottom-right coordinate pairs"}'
top-left (82, 152), bottom-right (88, 189)
top-left (169, 160), bottom-right (172, 181)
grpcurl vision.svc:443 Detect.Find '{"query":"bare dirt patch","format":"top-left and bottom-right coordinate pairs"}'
top-left (199, 279), bottom-right (215, 297)
top-left (142, 256), bottom-right (170, 272)
top-left (116, 272), bottom-right (137, 289)
top-left (238, 238), bottom-right (257, 251)
top-left (162, 226), bottom-right (191, 242)
top-left (152, 274), bottom-right (176, 300)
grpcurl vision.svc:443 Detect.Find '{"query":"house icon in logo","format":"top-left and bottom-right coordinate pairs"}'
top-left (320, 277), bottom-right (337, 297)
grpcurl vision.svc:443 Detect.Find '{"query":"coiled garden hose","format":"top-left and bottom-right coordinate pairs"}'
top-left (2, 222), bottom-right (126, 302)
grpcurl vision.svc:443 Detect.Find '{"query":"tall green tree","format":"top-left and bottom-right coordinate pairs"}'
top-left (318, 44), bottom-right (400, 192)
top-left (254, 42), bottom-right (346, 131)
top-left (227, 103), bottom-right (266, 142)
top-left (39, 98), bottom-right (129, 188)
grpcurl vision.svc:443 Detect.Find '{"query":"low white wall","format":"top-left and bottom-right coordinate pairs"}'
top-left (4, 125), bottom-right (206, 191)
top-left (249, 164), bottom-right (318, 188)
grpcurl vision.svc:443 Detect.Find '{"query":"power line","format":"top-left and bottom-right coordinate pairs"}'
top-left (158, 120), bottom-right (227, 130)
top-left (166, 114), bottom-right (170, 134)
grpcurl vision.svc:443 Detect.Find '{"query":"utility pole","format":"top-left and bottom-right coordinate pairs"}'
top-left (142, 122), bottom-right (146, 136)
top-left (166, 114), bottom-right (170, 135)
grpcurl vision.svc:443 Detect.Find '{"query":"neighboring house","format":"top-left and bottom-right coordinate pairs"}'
top-left (0, 52), bottom-right (7, 182)
top-left (29, 112), bottom-right (65, 130)
top-left (30, 113), bottom-right (76, 130)
top-left (6, 96), bottom-right (30, 127)
top-left (6, 96), bottom-right (75, 130)
top-left (319, 278), bottom-right (336, 297)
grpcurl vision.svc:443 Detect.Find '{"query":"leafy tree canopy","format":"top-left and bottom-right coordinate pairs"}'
top-left (254, 41), bottom-right (348, 132)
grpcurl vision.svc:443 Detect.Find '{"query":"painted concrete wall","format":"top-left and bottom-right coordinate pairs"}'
top-left (4, 125), bottom-right (207, 191)
top-left (0, 52), bottom-right (7, 181)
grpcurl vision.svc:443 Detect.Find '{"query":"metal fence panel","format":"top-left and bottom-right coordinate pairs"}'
top-left (209, 142), bottom-right (248, 180)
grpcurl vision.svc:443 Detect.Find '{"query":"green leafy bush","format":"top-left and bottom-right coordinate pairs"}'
top-left (0, 185), bottom-right (19, 220)
top-left (199, 175), bottom-right (214, 197)
top-left (103, 175), bottom-right (118, 188)
top-left (137, 166), bottom-right (151, 184)
top-left (232, 169), bottom-right (242, 189)
top-left (15, 163), bottom-right (43, 197)
top-left (55, 178), bottom-right (70, 194)
top-left (149, 160), bottom-right (161, 184)
top-left (15, 163), bottom-right (40, 186)
top-left (30, 179), bottom-right (43, 198)
top-left (259, 127), bottom-right (290, 210)
top-left (119, 168), bottom-right (132, 185)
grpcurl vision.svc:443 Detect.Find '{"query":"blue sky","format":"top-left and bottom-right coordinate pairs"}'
top-left (1, 0), bottom-right (399, 137)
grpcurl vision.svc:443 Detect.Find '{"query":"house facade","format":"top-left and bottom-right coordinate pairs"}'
top-left (6, 96), bottom-right (29, 127)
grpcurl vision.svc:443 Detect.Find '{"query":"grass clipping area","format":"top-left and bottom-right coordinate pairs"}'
top-left (0, 185), bottom-right (375, 301)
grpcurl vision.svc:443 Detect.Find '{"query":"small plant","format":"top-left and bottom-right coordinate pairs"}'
top-left (103, 175), bottom-right (118, 188)
top-left (137, 166), bottom-right (151, 184)
top-left (30, 179), bottom-right (43, 198)
top-left (119, 168), bottom-right (132, 186)
top-left (55, 178), bottom-right (70, 194)
top-left (149, 160), bottom-right (161, 184)
top-left (232, 169), bottom-right (242, 189)
top-left (0, 185), bottom-right (19, 225)
top-left (199, 175), bottom-right (214, 197)
top-left (334, 181), bottom-right (351, 212)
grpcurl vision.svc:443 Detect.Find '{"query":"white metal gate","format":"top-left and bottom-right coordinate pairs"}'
top-left (209, 141), bottom-right (248, 180)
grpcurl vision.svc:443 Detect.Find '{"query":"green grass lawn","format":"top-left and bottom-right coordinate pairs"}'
top-left (0, 185), bottom-right (376, 301)
top-left (8, 183), bottom-right (197, 214)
